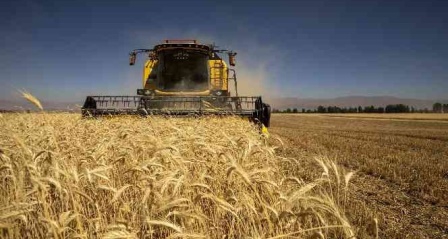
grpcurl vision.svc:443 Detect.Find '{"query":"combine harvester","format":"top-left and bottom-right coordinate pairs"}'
top-left (82, 40), bottom-right (271, 127)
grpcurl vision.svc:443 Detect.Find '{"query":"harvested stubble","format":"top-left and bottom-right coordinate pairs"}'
top-left (0, 113), bottom-right (355, 238)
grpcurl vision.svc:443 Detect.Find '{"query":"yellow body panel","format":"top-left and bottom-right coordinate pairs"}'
top-left (208, 59), bottom-right (228, 91)
top-left (143, 59), bottom-right (158, 90)
top-left (154, 90), bottom-right (211, 96)
top-left (143, 58), bottom-right (228, 95)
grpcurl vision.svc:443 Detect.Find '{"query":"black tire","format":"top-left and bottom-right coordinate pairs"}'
top-left (262, 103), bottom-right (271, 127)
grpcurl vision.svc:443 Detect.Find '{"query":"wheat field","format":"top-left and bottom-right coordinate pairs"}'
top-left (271, 114), bottom-right (448, 238)
top-left (0, 112), bottom-right (356, 239)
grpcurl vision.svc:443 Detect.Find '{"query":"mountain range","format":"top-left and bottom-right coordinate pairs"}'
top-left (0, 99), bottom-right (81, 111)
top-left (265, 96), bottom-right (445, 110)
top-left (0, 96), bottom-right (446, 111)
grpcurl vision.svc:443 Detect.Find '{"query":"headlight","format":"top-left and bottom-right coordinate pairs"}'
top-left (215, 91), bottom-right (222, 96)
top-left (145, 90), bottom-right (151, 95)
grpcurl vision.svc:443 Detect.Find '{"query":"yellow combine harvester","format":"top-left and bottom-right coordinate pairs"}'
top-left (82, 40), bottom-right (271, 127)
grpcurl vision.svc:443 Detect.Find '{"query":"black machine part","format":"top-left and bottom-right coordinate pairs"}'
top-left (81, 95), bottom-right (271, 127)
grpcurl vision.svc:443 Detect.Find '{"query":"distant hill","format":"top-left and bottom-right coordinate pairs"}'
top-left (266, 96), bottom-right (447, 110)
top-left (1, 96), bottom-right (446, 111)
top-left (0, 99), bottom-right (81, 111)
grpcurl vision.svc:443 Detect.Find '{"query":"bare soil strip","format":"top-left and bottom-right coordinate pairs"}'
top-left (269, 114), bottom-right (448, 239)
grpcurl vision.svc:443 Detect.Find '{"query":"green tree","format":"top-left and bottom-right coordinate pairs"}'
top-left (292, 108), bottom-right (298, 113)
top-left (385, 104), bottom-right (410, 113)
top-left (433, 102), bottom-right (442, 113)
top-left (317, 105), bottom-right (326, 113)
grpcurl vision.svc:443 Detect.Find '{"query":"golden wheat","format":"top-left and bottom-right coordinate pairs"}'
top-left (19, 90), bottom-right (43, 110)
top-left (0, 112), bottom-right (355, 238)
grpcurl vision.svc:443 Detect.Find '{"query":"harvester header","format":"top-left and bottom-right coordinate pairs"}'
top-left (82, 40), bottom-right (271, 127)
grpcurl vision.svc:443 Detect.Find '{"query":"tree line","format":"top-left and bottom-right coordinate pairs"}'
top-left (272, 103), bottom-right (447, 114)
top-left (432, 103), bottom-right (448, 113)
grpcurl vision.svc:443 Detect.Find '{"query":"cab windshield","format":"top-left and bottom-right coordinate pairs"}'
top-left (158, 49), bottom-right (209, 91)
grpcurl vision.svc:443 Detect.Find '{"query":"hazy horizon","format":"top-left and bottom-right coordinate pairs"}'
top-left (1, 94), bottom-right (448, 104)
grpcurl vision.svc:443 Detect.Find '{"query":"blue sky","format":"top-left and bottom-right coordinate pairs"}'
top-left (1, 0), bottom-right (447, 102)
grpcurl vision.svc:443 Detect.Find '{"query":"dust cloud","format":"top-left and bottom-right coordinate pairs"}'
top-left (225, 39), bottom-right (283, 99)
top-left (233, 61), bottom-right (277, 97)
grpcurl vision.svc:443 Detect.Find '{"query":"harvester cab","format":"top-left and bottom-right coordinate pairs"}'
top-left (82, 39), bottom-right (271, 127)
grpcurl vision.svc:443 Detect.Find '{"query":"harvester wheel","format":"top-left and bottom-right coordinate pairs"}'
top-left (262, 103), bottom-right (271, 127)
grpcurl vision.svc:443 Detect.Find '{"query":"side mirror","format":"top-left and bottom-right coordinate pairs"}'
top-left (129, 52), bottom-right (136, 65)
top-left (228, 52), bottom-right (237, 66)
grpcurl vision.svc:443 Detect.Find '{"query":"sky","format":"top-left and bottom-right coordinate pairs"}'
top-left (1, 0), bottom-right (447, 102)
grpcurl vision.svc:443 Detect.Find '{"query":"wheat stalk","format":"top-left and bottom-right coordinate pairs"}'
top-left (19, 90), bottom-right (43, 110)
